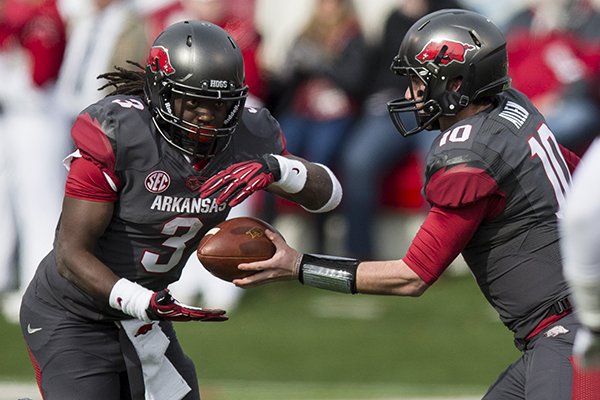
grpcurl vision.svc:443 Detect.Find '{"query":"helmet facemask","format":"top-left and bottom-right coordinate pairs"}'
top-left (151, 77), bottom-right (247, 159)
top-left (387, 61), bottom-right (447, 137)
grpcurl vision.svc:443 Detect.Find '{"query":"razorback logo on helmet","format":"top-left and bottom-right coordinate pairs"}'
top-left (145, 170), bottom-right (171, 193)
top-left (416, 39), bottom-right (475, 65)
top-left (147, 46), bottom-right (176, 75)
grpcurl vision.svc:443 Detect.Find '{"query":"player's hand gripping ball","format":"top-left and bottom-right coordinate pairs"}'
top-left (197, 217), bottom-right (277, 282)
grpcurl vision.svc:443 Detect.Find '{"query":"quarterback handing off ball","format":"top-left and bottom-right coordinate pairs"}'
top-left (197, 217), bottom-right (277, 282)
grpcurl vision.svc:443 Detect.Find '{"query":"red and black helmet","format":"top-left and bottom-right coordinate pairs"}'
top-left (144, 20), bottom-right (249, 158)
top-left (387, 9), bottom-right (511, 136)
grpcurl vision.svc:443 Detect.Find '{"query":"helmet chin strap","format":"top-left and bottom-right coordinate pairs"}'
top-left (439, 90), bottom-right (470, 116)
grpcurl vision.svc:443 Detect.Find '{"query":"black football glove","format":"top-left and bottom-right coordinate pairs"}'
top-left (199, 155), bottom-right (281, 207)
top-left (146, 289), bottom-right (228, 322)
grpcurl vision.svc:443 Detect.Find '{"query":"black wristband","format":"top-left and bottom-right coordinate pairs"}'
top-left (298, 253), bottom-right (359, 294)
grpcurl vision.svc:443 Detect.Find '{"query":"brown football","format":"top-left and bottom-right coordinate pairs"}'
top-left (197, 217), bottom-right (277, 282)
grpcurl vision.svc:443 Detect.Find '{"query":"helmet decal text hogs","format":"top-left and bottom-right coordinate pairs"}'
top-left (148, 46), bottom-right (176, 75)
top-left (416, 39), bottom-right (475, 65)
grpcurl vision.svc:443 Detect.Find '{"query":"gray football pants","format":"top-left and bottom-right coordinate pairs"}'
top-left (20, 291), bottom-right (200, 400)
top-left (483, 313), bottom-right (579, 400)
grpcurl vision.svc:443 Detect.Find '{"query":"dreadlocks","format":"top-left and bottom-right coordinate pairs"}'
top-left (97, 60), bottom-right (146, 97)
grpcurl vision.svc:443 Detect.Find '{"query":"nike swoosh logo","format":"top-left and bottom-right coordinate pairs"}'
top-left (292, 168), bottom-right (300, 174)
top-left (27, 323), bottom-right (42, 334)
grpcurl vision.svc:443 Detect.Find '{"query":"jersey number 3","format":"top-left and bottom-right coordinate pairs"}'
top-left (141, 217), bottom-right (203, 273)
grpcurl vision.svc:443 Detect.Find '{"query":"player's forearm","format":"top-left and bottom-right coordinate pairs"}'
top-left (55, 197), bottom-right (118, 301)
top-left (295, 255), bottom-right (428, 296)
top-left (356, 259), bottom-right (429, 296)
top-left (235, 229), bottom-right (428, 296)
top-left (55, 247), bottom-right (119, 302)
top-left (269, 157), bottom-right (342, 212)
top-left (56, 248), bottom-right (154, 322)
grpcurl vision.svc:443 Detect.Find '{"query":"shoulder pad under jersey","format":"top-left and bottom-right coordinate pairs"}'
top-left (229, 106), bottom-right (285, 155)
top-left (425, 120), bottom-right (501, 208)
top-left (71, 95), bottom-right (157, 172)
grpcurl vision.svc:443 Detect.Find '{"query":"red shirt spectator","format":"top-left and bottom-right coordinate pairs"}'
top-left (504, 0), bottom-right (600, 154)
top-left (0, 0), bottom-right (66, 87)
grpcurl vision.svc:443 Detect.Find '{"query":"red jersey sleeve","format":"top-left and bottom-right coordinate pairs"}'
top-left (403, 195), bottom-right (503, 285)
top-left (65, 156), bottom-right (119, 202)
top-left (425, 164), bottom-right (499, 207)
top-left (66, 111), bottom-right (122, 200)
top-left (71, 112), bottom-right (118, 173)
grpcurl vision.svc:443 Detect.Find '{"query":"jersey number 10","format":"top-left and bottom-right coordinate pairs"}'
top-left (528, 123), bottom-right (570, 217)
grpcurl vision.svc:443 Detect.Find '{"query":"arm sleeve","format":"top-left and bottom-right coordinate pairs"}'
top-left (403, 195), bottom-right (502, 285)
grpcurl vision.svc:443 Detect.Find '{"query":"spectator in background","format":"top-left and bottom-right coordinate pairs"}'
top-left (504, 0), bottom-right (600, 155)
top-left (0, 0), bottom-right (66, 322)
top-left (339, 0), bottom-right (464, 260)
top-left (53, 0), bottom-right (148, 125)
top-left (270, 0), bottom-right (368, 167)
top-left (263, 0), bottom-right (367, 254)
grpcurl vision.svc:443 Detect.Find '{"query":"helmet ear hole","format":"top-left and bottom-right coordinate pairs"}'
top-left (446, 77), bottom-right (463, 92)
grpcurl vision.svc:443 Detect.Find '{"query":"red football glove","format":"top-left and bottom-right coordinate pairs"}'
top-left (146, 289), bottom-right (228, 322)
top-left (199, 155), bottom-right (281, 207)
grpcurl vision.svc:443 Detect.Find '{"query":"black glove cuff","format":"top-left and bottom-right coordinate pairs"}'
top-left (263, 154), bottom-right (282, 181)
top-left (145, 290), bottom-right (170, 320)
top-left (298, 253), bottom-right (359, 294)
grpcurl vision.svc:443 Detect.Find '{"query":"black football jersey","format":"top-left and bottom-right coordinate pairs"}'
top-left (33, 95), bottom-right (284, 320)
top-left (424, 89), bottom-right (571, 340)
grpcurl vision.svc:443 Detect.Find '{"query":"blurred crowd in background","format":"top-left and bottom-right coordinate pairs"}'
top-left (1, 0), bottom-right (599, 321)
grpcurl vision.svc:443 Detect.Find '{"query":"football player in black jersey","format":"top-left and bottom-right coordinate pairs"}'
top-left (19, 21), bottom-right (343, 400)
top-left (231, 10), bottom-right (585, 400)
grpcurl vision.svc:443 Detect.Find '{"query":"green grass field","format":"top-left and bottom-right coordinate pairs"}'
top-left (0, 274), bottom-right (520, 399)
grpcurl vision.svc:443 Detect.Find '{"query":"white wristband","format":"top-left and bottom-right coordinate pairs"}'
top-left (302, 163), bottom-right (342, 213)
top-left (109, 278), bottom-right (154, 322)
top-left (269, 154), bottom-right (307, 194)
